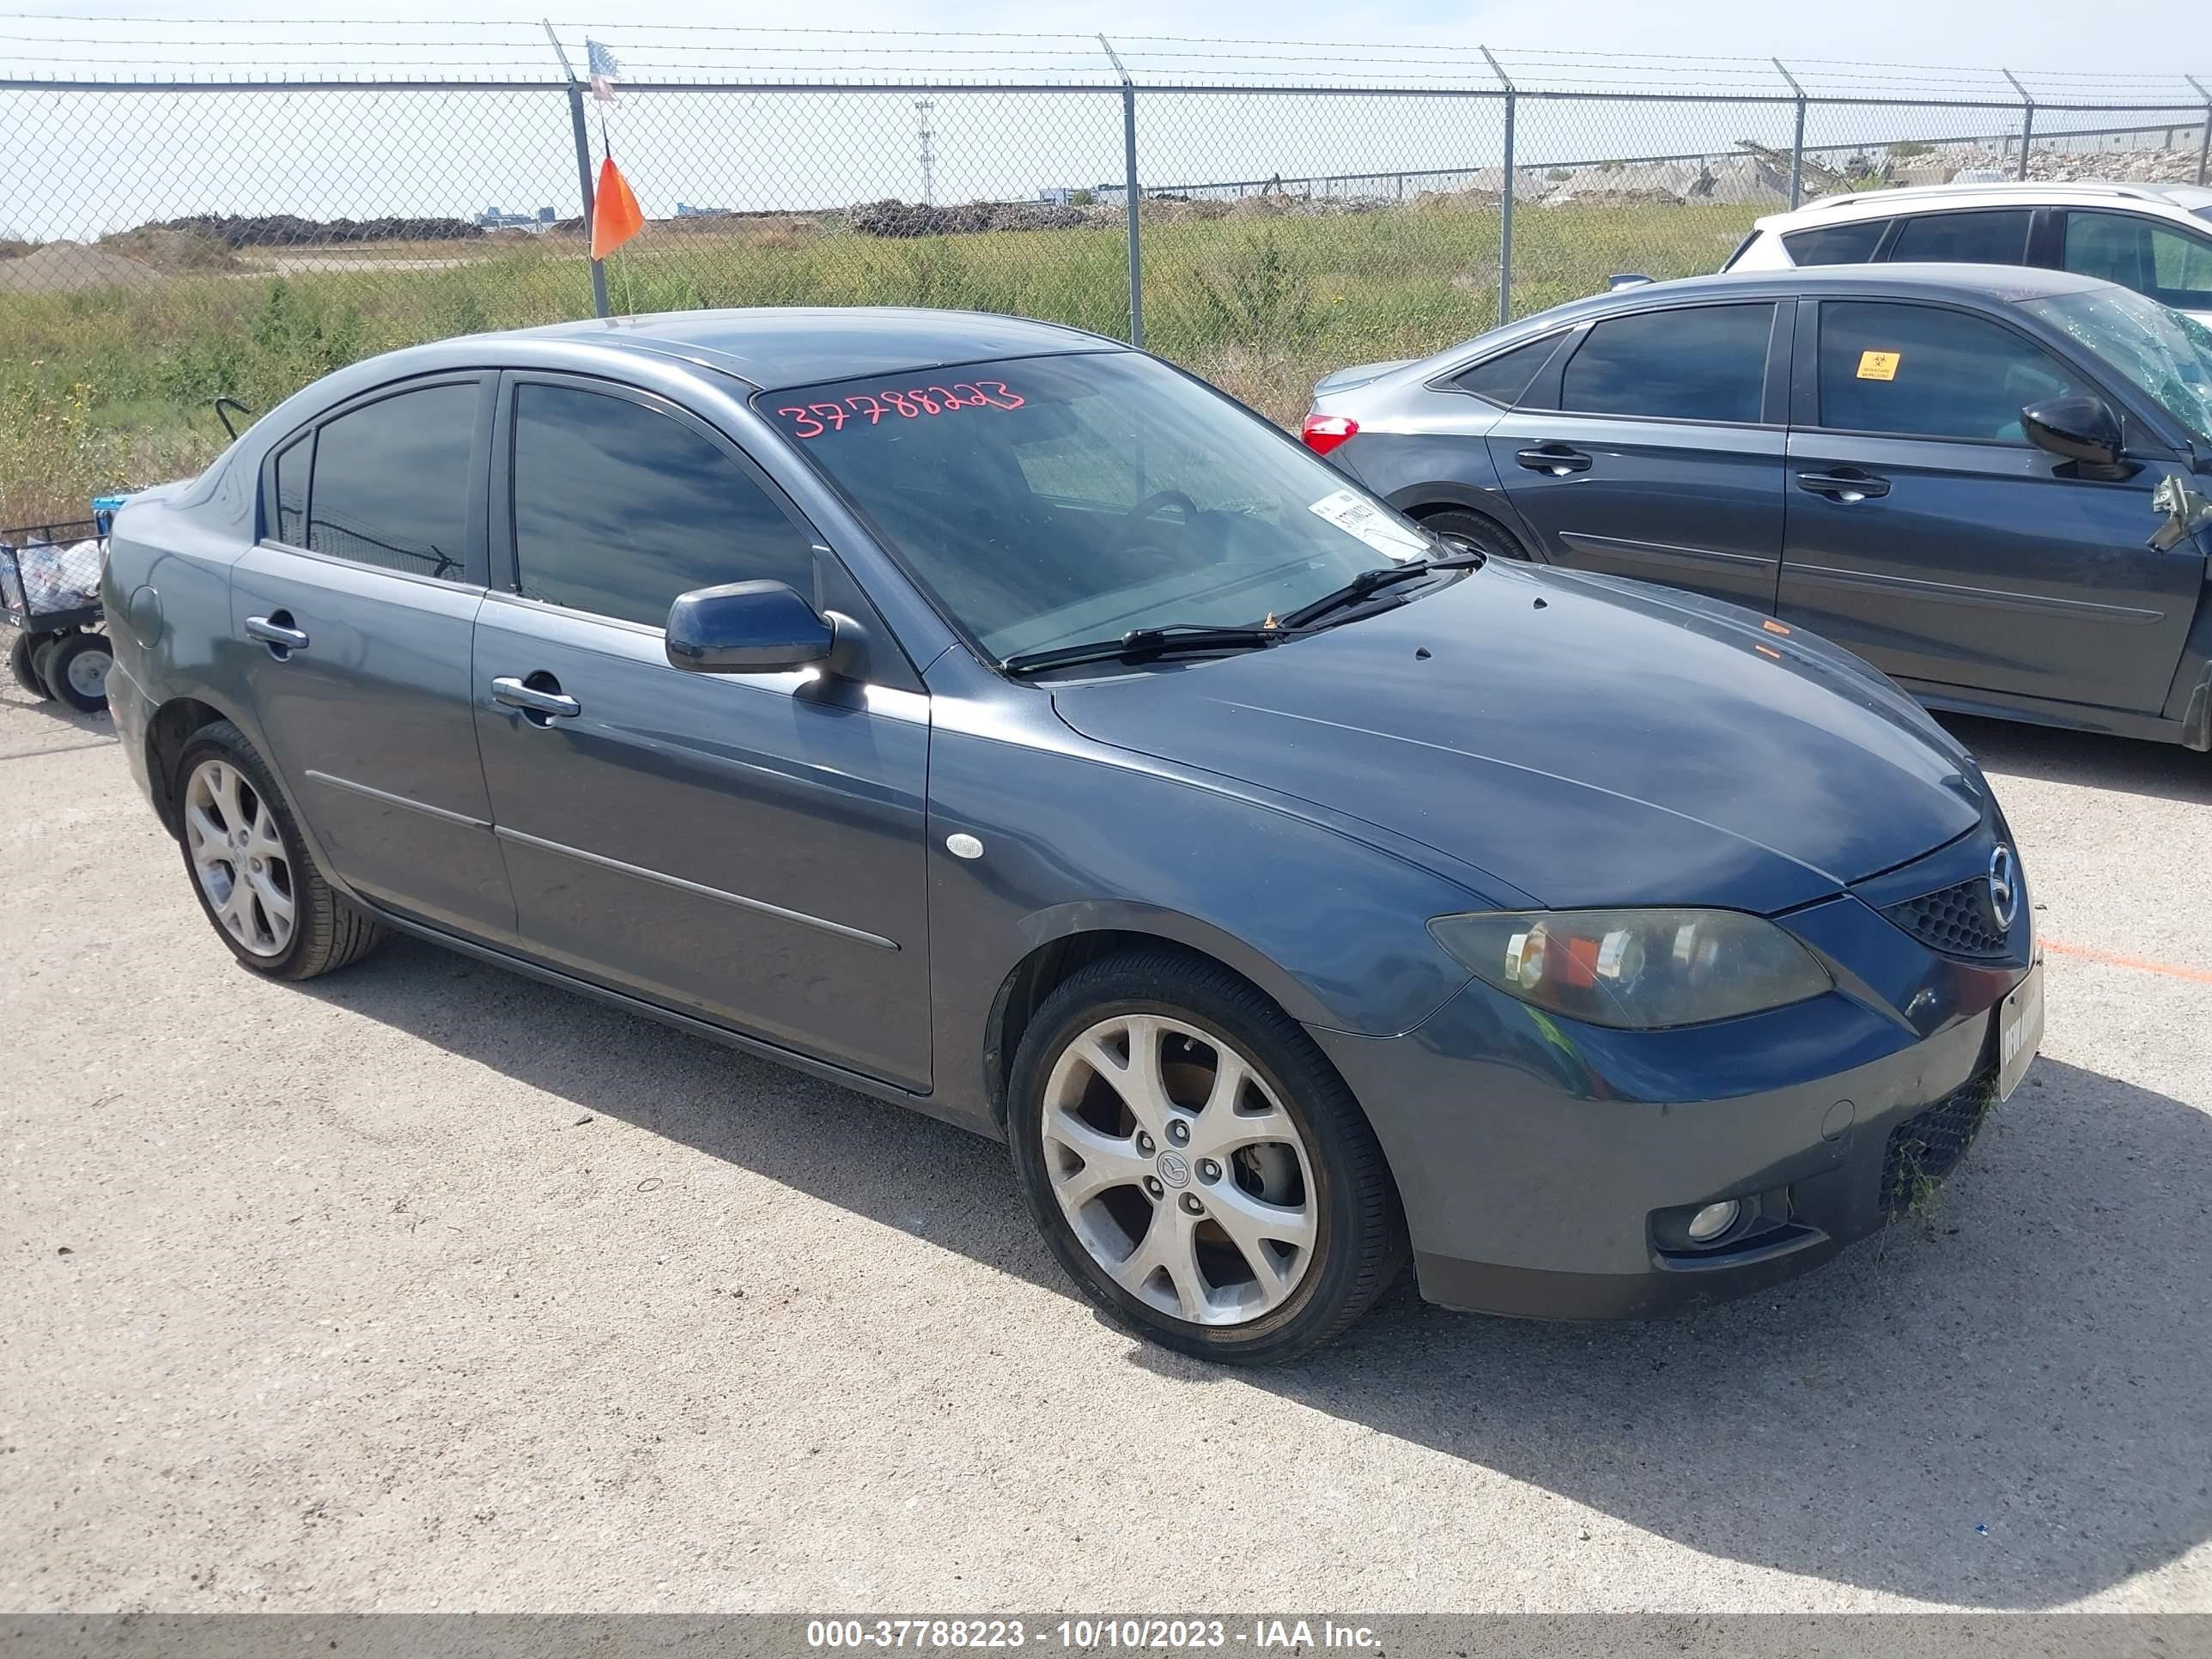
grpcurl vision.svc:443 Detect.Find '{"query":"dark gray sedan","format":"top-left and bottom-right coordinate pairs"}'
top-left (1304, 264), bottom-right (2212, 750)
top-left (105, 307), bottom-right (2039, 1362)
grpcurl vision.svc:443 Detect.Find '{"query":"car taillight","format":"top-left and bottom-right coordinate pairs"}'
top-left (1300, 412), bottom-right (1358, 456)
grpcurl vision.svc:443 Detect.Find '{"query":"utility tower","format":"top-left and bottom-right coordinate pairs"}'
top-left (915, 100), bottom-right (937, 204)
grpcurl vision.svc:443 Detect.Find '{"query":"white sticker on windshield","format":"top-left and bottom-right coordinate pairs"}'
top-left (1307, 489), bottom-right (1427, 561)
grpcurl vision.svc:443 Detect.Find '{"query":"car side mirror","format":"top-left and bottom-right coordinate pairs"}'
top-left (2021, 395), bottom-right (2124, 469)
top-left (665, 580), bottom-right (836, 674)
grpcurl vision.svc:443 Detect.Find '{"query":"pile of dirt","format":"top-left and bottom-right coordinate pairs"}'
top-left (139, 213), bottom-right (483, 246)
top-left (0, 240), bottom-right (164, 293)
top-left (95, 226), bottom-right (239, 272)
top-left (848, 198), bottom-right (1104, 237)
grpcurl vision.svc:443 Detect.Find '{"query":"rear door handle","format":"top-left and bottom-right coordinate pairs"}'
top-left (244, 614), bottom-right (309, 653)
top-left (491, 674), bottom-right (581, 721)
top-left (1796, 470), bottom-right (1891, 502)
top-left (1516, 446), bottom-right (1593, 476)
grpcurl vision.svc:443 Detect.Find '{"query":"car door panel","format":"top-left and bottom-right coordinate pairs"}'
top-left (1778, 432), bottom-right (2197, 709)
top-left (473, 598), bottom-right (932, 1088)
top-left (471, 371), bottom-right (933, 1090)
top-left (1484, 301), bottom-right (1789, 611)
top-left (232, 378), bottom-right (515, 940)
top-left (1778, 297), bottom-right (2200, 714)
top-left (1486, 415), bottom-right (1789, 606)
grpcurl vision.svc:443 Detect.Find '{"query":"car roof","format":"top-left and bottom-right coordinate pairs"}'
top-left (1756, 179), bottom-right (2212, 228)
top-left (498, 306), bottom-right (1120, 391)
top-left (1497, 260), bottom-right (2107, 327)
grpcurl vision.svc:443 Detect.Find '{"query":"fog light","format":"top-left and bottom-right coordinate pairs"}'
top-left (1686, 1200), bottom-right (1741, 1243)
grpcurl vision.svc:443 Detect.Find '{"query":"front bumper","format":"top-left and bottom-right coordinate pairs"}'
top-left (1311, 888), bottom-right (2033, 1321)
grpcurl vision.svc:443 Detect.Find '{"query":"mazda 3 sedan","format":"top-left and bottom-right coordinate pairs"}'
top-left (104, 307), bottom-right (2041, 1363)
top-left (1304, 264), bottom-right (2212, 750)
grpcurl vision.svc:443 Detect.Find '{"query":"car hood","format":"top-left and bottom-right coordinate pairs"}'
top-left (1048, 561), bottom-right (1984, 915)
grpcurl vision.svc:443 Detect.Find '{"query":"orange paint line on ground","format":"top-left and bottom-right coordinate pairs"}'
top-left (2042, 939), bottom-right (2212, 986)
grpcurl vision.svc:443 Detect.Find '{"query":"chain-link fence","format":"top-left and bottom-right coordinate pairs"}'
top-left (3, 25), bottom-right (2210, 521)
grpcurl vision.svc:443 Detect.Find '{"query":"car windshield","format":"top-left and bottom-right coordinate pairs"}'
top-left (760, 352), bottom-right (1440, 663)
top-left (2022, 286), bottom-right (2212, 447)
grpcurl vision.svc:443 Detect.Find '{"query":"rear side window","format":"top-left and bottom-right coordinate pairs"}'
top-left (2062, 210), bottom-right (2212, 313)
top-left (307, 384), bottom-right (477, 582)
top-left (1454, 336), bottom-right (1561, 407)
top-left (1781, 221), bottom-right (1888, 267)
top-left (1816, 301), bottom-right (2081, 441)
top-left (510, 383), bottom-right (817, 629)
top-left (1886, 210), bottom-right (2033, 265)
top-left (272, 434), bottom-right (310, 545)
top-left (1559, 304), bottom-right (1774, 424)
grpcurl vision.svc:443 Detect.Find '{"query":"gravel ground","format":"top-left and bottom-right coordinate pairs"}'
top-left (2, 685), bottom-right (2208, 1613)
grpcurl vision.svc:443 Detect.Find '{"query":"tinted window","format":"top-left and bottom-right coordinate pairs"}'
top-left (1559, 304), bottom-right (1774, 423)
top-left (1455, 336), bottom-right (1561, 407)
top-left (2062, 210), bottom-right (2212, 312)
top-left (307, 384), bottom-right (477, 581)
top-left (1817, 301), bottom-right (2081, 441)
top-left (1886, 210), bottom-right (2032, 265)
top-left (511, 384), bottom-right (816, 629)
top-left (1781, 221), bottom-right (1888, 266)
top-left (272, 434), bottom-right (309, 545)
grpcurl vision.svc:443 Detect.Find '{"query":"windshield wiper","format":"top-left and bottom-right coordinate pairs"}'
top-left (1278, 550), bottom-right (1485, 631)
top-left (1001, 623), bottom-right (1295, 678)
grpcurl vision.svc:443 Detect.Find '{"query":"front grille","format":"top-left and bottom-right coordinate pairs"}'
top-left (1881, 875), bottom-right (2010, 959)
top-left (1881, 1066), bottom-right (1998, 1214)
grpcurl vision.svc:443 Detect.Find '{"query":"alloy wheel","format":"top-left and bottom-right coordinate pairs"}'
top-left (1041, 1012), bottom-right (1318, 1327)
top-left (183, 757), bottom-right (295, 957)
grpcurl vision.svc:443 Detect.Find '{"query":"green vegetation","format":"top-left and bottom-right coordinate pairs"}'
top-left (0, 201), bottom-right (1759, 526)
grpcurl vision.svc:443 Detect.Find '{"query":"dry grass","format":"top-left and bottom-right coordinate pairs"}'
top-left (0, 200), bottom-right (1759, 526)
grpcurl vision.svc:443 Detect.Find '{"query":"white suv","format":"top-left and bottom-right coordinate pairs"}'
top-left (1724, 180), bottom-right (2212, 325)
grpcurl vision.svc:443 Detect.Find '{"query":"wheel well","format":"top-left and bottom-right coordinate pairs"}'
top-left (985, 930), bottom-right (1307, 1127)
top-left (1408, 501), bottom-right (1522, 545)
top-left (144, 697), bottom-right (226, 836)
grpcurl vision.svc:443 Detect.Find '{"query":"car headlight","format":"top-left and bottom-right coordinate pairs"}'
top-left (1429, 908), bottom-right (1833, 1030)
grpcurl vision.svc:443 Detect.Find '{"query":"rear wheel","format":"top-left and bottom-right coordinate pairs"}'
top-left (1419, 508), bottom-right (1526, 561)
top-left (7, 632), bottom-right (52, 700)
top-left (174, 720), bottom-right (385, 980)
top-left (40, 631), bottom-right (112, 713)
top-left (1007, 948), bottom-right (1407, 1364)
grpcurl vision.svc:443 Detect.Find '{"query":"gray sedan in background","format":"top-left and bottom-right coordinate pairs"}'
top-left (1303, 264), bottom-right (2212, 750)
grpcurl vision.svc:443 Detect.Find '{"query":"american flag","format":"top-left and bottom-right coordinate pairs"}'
top-left (586, 37), bottom-right (620, 102)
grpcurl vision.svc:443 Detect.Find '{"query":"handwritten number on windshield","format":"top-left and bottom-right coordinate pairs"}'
top-left (775, 381), bottom-right (1024, 440)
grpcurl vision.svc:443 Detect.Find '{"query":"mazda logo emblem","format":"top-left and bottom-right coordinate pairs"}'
top-left (1988, 845), bottom-right (2019, 931)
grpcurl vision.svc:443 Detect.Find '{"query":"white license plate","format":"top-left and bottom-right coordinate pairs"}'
top-left (1996, 959), bottom-right (2045, 1103)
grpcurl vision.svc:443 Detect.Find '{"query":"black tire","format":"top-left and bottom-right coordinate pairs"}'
top-left (1419, 507), bottom-right (1528, 561)
top-left (8, 632), bottom-right (52, 700)
top-left (1007, 947), bottom-right (1407, 1364)
top-left (173, 720), bottom-right (386, 981)
top-left (40, 631), bottom-right (112, 713)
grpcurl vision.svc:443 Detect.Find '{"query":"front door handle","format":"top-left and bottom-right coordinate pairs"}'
top-left (1516, 446), bottom-right (1594, 476)
top-left (491, 674), bottom-right (581, 721)
top-left (1796, 470), bottom-right (1892, 502)
top-left (244, 613), bottom-right (310, 655)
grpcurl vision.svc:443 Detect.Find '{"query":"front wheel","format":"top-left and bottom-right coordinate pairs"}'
top-left (1007, 949), bottom-right (1407, 1364)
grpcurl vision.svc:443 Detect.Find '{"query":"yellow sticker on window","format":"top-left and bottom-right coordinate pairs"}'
top-left (1856, 349), bottom-right (1902, 381)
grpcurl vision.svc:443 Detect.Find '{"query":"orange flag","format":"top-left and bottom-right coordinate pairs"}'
top-left (590, 156), bottom-right (644, 260)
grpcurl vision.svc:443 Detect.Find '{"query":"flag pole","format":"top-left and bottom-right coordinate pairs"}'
top-left (543, 20), bottom-right (611, 319)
